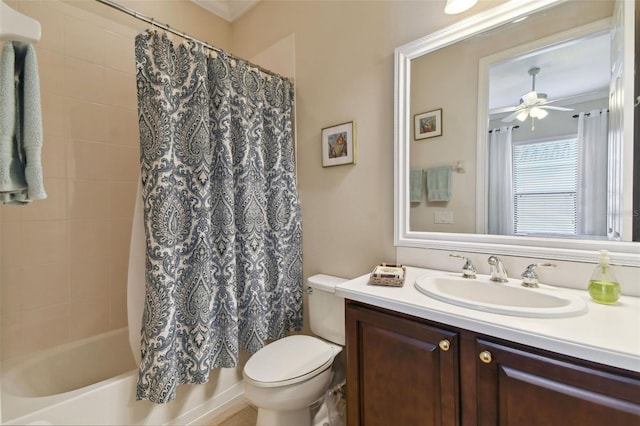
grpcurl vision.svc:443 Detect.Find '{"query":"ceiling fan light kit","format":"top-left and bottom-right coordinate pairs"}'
top-left (501, 66), bottom-right (573, 128)
top-left (529, 107), bottom-right (548, 119)
top-left (444, 0), bottom-right (478, 15)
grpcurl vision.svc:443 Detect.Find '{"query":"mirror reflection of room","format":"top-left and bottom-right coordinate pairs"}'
top-left (487, 30), bottom-right (614, 240)
top-left (408, 0), bottom-right (634, 242)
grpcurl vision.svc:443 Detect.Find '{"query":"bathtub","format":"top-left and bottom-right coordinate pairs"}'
top-left (1, 327), bottom-right (246, 425)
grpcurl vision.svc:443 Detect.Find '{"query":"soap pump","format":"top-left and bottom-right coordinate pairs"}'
top-left (588, 250), bottom-right (621, 304)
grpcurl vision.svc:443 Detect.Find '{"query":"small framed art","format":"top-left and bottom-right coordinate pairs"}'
top-left (414, 109), bottom-right (443, 140)
top-left (321, 121), bottom-right (356, 167)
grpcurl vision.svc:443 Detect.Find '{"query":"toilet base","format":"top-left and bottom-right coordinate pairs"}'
top-left (256, 407), bottom-right (311, 426)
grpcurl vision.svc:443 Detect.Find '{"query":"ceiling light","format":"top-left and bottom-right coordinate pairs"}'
top-left (516, 111), bottom-right (529, 122)
top-left (444, 0), bottom-right (478, 15)
top-left (529, 107), bottom-right (548, 119)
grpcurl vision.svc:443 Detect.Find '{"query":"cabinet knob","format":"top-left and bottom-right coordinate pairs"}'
top-left (479, 350), bottom-right (492, 364)
top-left (439, 339), bottom-right (451, 351)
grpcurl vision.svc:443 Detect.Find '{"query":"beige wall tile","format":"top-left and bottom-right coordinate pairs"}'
top-left (67, 179), bottom-right (108, 220)
top-left (37, 49), bottom-right (66, 96)
top-left (20, 178), bottom-right (68, 221)
top-left (70, 295), bottom-right (110, 340)
top-left (107, 107), bottom-right (140, 147)
top-left (41, 93), bottom-right (69, 138)
top-left (68, 100), bottom-right (107, 142)
top-left (64, 57), bottom-right (106, 104)
top-left (70, 255), bottom-right (109, 301)
top-left (104, 30), bottom-right (136, 74)
top-left (21, 261), bottom-right (69, 310)
top-left (2, 323), bottom-right (25, 360)
top-left (105, 68), bottom-right (137, 109)
top-left (67, 140), bottom-right (108, 180)
top-left (69, 219), bottom-right (109, 261)
top-left (41, 136), bottom-right (68, 179)
top-left (1, 222), bottom-right (22, 266)
top-left (110, 289), bottom-right (128, 328)
top-left (0, 202), bottom-right (22, 222)
top-left (1, 267), bottom-right (23, 325)
top-left (20, 304), bottom-right (70, 354)
top-left (110, 251), bottom-right (129, 297)
top-left (107, 145), bottom-right (139, 182)
top-left (63, 14), bottom-right (105, 65)
top-left (108, 181), bottom-right (137, 219)
top-left (21, 220), bottom-right (67, 266)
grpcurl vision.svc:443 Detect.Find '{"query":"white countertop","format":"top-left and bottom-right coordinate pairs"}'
top-left (335, 266), bottom-right (640, 372)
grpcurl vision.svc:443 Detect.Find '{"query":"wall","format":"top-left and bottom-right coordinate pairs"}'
top-left (231, 0), bottom-right (506, 283)
top-left (0, 0), bottom-right (231, 362)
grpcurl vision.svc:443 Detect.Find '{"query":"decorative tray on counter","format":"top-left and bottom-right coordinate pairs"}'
top-left (368, 263), bottom-right (406, 287)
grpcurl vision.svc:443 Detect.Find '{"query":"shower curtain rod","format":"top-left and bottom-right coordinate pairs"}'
top-left (94, 0), bottom-right (285, 79)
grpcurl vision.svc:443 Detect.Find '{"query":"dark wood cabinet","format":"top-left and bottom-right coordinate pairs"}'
top-left (346, 300), bottom-right (640, 426)
top-left (473, 338), bottom-right (640, 425)
top-left (345, 300), bottom-right (459, 426)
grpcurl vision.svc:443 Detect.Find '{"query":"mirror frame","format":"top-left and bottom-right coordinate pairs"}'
top-left (394, 0), bottom-right (640, 266)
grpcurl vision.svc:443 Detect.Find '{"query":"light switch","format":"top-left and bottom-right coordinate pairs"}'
top-left (434, 210), bottom-right (454, 224)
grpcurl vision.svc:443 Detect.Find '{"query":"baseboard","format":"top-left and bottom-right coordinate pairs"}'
top-left (168, 382), bottom-right (246, 426)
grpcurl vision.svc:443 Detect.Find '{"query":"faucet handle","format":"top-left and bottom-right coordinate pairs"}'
top-left (521, 263), bottom-right (556, 288)
top-left (449, 254), bottom-right (476, 279)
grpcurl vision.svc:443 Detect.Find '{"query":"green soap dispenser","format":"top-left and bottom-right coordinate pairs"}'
top-left (588, 250), bottom-right (621, 304)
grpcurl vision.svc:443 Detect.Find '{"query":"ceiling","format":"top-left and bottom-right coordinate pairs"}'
top-left (191, 0), bottom-right (260, 22)
top-left (489, 30), bottom-right (611, 113)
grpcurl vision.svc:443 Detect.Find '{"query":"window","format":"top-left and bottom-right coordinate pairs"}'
top-left (512, 137), bottom-right (578, 236)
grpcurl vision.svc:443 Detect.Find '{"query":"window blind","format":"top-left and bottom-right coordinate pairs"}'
top-left (513, 138), bottom-right (578, 235)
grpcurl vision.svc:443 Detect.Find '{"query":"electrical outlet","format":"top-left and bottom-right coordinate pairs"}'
top-left (434, 210), bottom-right (454, 224)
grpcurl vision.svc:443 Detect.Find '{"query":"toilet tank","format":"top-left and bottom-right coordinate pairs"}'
top-left (307, 274), bottom-right (347, 346)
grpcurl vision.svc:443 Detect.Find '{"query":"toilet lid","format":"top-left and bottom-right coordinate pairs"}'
top-left (244, 335), bottom-right (335, 386)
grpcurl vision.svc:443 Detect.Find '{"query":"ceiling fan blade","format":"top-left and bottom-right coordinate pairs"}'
top-left (542, 105), bottom-right (574, 111)
top-left (520, 91), bottom-right (538, 104)
top-left (502, 110), bottom-right (522, 122)
top-left (491, 106), bottom-right (519, 114)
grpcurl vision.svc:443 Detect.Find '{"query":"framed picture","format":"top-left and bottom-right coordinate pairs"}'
top-left (414, 109), bottom-right (443, 140)
top-left (321, 121), bottom-right (356, 167)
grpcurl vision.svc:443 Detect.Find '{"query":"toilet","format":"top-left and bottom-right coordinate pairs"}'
top-left (243, 274), bottom-right (347, 426)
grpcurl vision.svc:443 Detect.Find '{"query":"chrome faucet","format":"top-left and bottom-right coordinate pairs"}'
top-left (488, 256), bottom-right (508, 283)
top-left (449, 254), bottom-right (476, 279)
top-left (520, 263), bottom-right (556, 288)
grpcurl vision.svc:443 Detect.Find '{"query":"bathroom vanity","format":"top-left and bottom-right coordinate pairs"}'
top-left (336, 267), bottom-right (640, 426)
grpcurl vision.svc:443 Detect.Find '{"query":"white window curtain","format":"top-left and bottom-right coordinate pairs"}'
top-left (488, 126), bottom-right (514, 235)
top-left (576, 109), bottom-right (608, 237)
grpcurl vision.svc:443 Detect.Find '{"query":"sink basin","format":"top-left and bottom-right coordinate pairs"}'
top-left (415, 274), bottom-right (588, 318)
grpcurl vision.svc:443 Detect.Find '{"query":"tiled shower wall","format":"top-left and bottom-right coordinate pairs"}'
top-left (0, 0), bottom-right (231, 361)
top-left (0, 0), bottom-right (138, 361)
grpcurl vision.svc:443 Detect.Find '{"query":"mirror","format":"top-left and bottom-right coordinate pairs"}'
top-left (394, 0), bottom-right (639, 266)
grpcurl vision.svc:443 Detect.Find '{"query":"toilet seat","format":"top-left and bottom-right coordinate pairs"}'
top-left (243, 335), bottom-right (337, 388)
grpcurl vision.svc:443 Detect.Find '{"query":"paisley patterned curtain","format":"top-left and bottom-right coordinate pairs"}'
top-left (134, 31), bottom-right (302, 403)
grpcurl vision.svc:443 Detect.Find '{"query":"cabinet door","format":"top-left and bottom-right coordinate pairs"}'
top-left (475, 338), bottom-right (640, 425)
top-left (346, 302), bottom-right (459, 426)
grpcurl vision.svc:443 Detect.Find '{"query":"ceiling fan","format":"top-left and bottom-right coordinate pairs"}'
top-left (500, 67), bottom-right (573, 127)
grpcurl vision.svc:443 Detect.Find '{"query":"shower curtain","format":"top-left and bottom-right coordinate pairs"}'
top-left (134, 31), bottom-right (302, 403)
